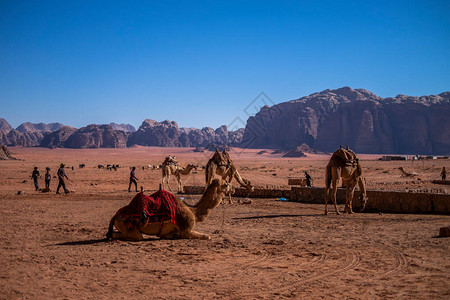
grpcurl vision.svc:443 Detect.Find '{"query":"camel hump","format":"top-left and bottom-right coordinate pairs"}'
top-left (332, 148), bottom-right (358, 164)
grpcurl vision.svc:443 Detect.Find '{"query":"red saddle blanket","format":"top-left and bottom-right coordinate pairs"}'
top-left (116, 190), bottom-right (178, 224)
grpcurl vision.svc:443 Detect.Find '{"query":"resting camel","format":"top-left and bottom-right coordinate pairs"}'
top-left (161, 156), bottom-right (197, 193)
top-left (324, 147), bottom-right (368, 215)
top-left (205, 149), bottom-right (254, 203)
top-left (106, 178), bottom-right (232, 240)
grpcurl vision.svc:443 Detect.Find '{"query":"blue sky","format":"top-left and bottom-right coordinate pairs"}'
top-left (1, 0), bottom-right (449, 130)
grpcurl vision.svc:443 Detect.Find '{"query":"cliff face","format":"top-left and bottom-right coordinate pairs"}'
top-left (0, 121), bottom-right (64, 147)
top-left (127, 119), bottom-right (243, 148)
top-left (242, 87), bottom-right (450, 154)
top-left (63, 124), bottom-right (128, 148)
top-left (40, 126), bottom-right (78, 148)
top-left (108, 122), bottom-right (136, 133)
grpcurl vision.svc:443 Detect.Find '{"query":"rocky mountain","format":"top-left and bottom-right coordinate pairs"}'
top-left (108, 122), bottom-right (136, 133)
top-left (242, 87), bottom-right (450, 154)
top-left (16, 122), bottom-right (63, 133)
top-left (0, 118), bottom-right (13, 134)
top-left (63, 124), bottom-right (128, 148)
top-left (0, 119), bottom-right (14, 146)
top-left (127, 119), bottom-right (244, 148)
top-left (0, 121), bottom-right (64, 147)
top-left (0, 119), bottom-right (63, 147)
top-left (40, 126), bottom-right (78, 148)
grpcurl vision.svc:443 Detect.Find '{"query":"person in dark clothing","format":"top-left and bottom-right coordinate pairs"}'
top-left (441, 167), bottom-right (447, 181)
top-left (128, 167), bottom-right (138, 192)
top-left (57, 163), bottom-right (69, 194)
top-left (45, 167), bottom-right (51, 189)
top-left (31, 167), bottom-right (40, 191)
top-left (304, 171), bottom-right (312, 187)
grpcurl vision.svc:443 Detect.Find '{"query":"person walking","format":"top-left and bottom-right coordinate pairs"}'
top-left (128, 167), bottom-right (138, 192)
top-left (304, 171), bottom-right (312, 187)
top-left (45, 167), bottom-right (51, 189)
top-left (56, 163), bottom-right (69, 194)
top-left (31, 167), bottom-right (40, 191)
top-left (441, 167), bottom-right (447, 181)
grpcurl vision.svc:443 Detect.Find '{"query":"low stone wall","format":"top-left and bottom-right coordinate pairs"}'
top-left (184, 185), bottom-right (450, 214)
top-left (183, 186), bottom-right (291, 198)
top-left (432, 180), bottom-right (450, 185)
top-left (291, 187), bottom-right (450, 214)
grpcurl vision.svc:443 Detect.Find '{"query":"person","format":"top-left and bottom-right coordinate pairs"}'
top-left (56, 163), bottom-right (69, 194)
top-left (31, 167), bottom-right (40, 191)
top-left (128, 167), bottom-right (138, 192)
top-left (441, 167), bottom-right (447, 181)
top-left (304, 171), bottom-right (312, 187)
top-left (45, 167), bottom-right (51, 189)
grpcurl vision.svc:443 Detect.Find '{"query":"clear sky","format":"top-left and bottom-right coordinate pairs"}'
top-left (1, 0), bottom-right (449, 130)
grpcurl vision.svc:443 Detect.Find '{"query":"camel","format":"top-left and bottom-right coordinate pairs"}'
top-left (161, 156), bottom-right (197, 193)
top-left (106, 178), bottom-right (232, 240)
top-left (205, 149), bottom-right (254, 203)
top-left (324, 147), bottom-right (368, 215)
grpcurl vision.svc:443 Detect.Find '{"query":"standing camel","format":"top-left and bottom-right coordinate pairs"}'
top-left (324, 147), bottom-right (368, 215)
top-left (205, 149), bottom-right (253, 203)
top-left (161, 156), bottom-right (197, 193)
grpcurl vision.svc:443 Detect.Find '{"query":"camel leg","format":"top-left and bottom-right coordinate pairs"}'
top-left (325, 188), bottom-right (330, 215)
top-left (345, 184), bottom-right (356, 214)
top-left (165, 173), bottom-right (173, 192)
top-left (108, 216), bottom-right (144, 241)
top-left (331, 181), bottom-right (341, 215)
top-left (176, 174), bottom-right (183, 193)
top-left (179, 229), bottom-right (211, 240)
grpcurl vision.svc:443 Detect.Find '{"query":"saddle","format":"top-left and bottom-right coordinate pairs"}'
top-left (332, 148), bottom-right (358, 166)
top-left (116, 190), bottom-right (178, 229)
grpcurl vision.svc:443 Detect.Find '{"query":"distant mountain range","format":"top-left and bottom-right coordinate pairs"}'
top-left (1, 87), bottom-right (449, 154)
top-left (242, 87), bottom-right (449, 155)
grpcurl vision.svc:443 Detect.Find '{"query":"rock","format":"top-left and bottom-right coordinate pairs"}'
top-left (439, 226), bottom-right (450, 237)
top-left (17, 191), bottom-right (24, 195)
top-left (241, 198), bottom-right (252, 204)
top-left (0, 144), bottom-right (15, 160)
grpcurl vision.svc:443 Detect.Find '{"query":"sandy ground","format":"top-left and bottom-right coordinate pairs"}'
top-left (0, 146), bottom-right (449, 299)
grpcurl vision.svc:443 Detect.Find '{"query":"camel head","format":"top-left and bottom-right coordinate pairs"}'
top-left (195, 179), bottom-right (233, 222)
top-left (242, 178), bottom-right (254, 192)
top-left (189, 164), bottom-right (198, 171)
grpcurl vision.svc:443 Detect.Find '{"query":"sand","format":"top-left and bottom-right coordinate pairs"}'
top-left (0, 146), bottom-right (449, 299)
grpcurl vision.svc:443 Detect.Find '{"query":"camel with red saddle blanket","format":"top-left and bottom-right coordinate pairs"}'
top-left (106, 178), bottom-right (232, 240)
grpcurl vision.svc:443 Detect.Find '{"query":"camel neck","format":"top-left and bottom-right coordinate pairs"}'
top-left (191, 187), bottom-right (223, 222)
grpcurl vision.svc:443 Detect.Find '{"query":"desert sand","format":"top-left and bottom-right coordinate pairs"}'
top-left (0, 146), bottom-right (449, 299)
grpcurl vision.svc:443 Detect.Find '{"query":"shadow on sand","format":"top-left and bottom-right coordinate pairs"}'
top-left (54, 237), bottom-right (160, 246)
top-left (233, 213), bottom-right (321, 220)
